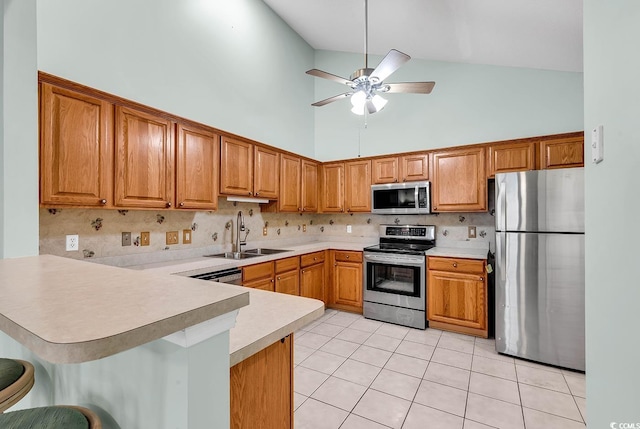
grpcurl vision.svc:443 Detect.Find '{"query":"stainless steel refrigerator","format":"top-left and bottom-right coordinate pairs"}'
top-left (495, 167), bottom-right (585, 371)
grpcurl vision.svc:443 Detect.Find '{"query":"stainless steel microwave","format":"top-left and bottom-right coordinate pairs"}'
top-left (371, 181), bottom-right (431, 214)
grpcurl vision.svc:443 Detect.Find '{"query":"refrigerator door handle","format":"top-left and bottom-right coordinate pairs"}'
top-left (495, 179), bottom-right (506, 231)
top-left (497, 232), bottom-right (507, 282)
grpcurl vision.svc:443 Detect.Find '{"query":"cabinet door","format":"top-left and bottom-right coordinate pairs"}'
top-left (432, 147), bottom-right (486, 212)
top-left (244, 277), bottom-right (275, 292)
top-left (300, 262), bottom-right (326, 303)
top-left (487, 141), bottom-right (536, 178)
top-left (372, 157), bottom-right (399, 184)
top-left (254, 146), bottom-right (279, 199)
top-left (320, 163), bottom-right (345, 213)
top-left (427, 270), bottom-right (486, 331)
top-left (345, 160), bottom-right (371, 212)
top-left (114, 106), bottom-right (174, 208)
top-left (301, 160), bottom-right (318, 212)
top-left (331, 260), bottom-right (363, 312)
top-left (40, 83), bottom-right (113, 207)
top-left (220, 137), bottom-right (254, 196)
top-left (231, 335), bottom-right (292, 429)
top-left (400, 153), bottom-right (429, 182)
top-left (275, 270), bottom-right (300, 296)
top-left (539, 136), bottom-right (584, 169)
top-left (176, 124), bottom-right (219, 210)
top-left (279, 154), bottom-right (301, 212)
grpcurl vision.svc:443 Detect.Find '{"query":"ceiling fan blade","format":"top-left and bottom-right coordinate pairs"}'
top-left (306, 69), bottom-right (353, 86)
top-left (371, 49), bottom-right (411, 82)
top-left (311, 92), bottom-right (353, 107)
top-left (384, 82), bottom-right (436, 94)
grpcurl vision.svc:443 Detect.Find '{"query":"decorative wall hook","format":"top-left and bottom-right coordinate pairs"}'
top-left (91, 218), bottom-right (103, 231)
top-left (133, 236), bottom-right (140, 247)
top-left (285, 220), bottom-right (289, 226)
top-left (443, 229), bottom-right (449, 236)
top-left (156, 214), bottom-right (165, 224)
top-left (458, 215), bottom-right (466, 223)
top-left (225, 221), bottom-right (232, 230)
top-left (309, 220), bottom-right (313, 225)
top-left (249, 208), bottom-right (254, 216)
top-left (264, 221), bottom-right (269, 227)
top-left (479, 230), bottom-right (487, 238)
top-left (367, 218), bottom-right (371, 224)
top-left (191, 223), bottom-right (198, 231)
top-left (47, 209), bottom-right (59, 215)
top-left (212, 232), bottom-right (218, 241)
top-left (297, 225), bottom-right (301, 231)
top-left (276, 228), bottom-right (281, 235)
top-left (117, 210), bottom-right (128, 216)
top-left (320, 226), bottom-right (325, 232)
top-left (394, 218), bottom-right (400, 225)
top-left (82, 249), bottom-right (95, 258)
top-left (329, 220), bottom-right (334, 225)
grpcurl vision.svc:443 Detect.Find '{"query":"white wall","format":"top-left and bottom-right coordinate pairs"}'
top-left (313, 50), bottom-right (584, 161)
top-left (36, 0), bottom-right (316, 158)
top-left (0, 0), bottom-right (39, 258)
top-left (584, 1), bottom-right (640, 427)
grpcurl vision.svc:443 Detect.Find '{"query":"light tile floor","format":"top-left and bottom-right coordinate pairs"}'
top-left (294, 310), bottom-right (586, 429)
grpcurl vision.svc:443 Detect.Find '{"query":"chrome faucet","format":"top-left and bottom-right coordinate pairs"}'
top-left (235, 211), bottom-right (248, 253)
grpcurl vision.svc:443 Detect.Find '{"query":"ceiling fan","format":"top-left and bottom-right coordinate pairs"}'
top-left (306, 0), bottom-right (435, 115)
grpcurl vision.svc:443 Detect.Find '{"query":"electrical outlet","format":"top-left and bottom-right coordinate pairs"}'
top-left (183, 229), bottom-right (192, 244)
top-left (262, 227), bottom-right (268, 236)
top-left (346, 225), bottom-right (352, 233)
top-left (140, 232), bottom-right (150, 246)
top-left (66, 234), bottom-right (79, 251)
top-left (468, 226), bottom-right (477, 239)
top-left (303, 224), bottom-right (306, 232)
top-left (166, 231), bottom-right (179, 245)
top-left (122, 232), bottom-right (132, 246)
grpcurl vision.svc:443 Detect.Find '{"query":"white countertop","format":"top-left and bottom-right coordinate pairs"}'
top-left (0, 255), bottom-right (249, 364)
top-left (426, 240), bottom-right (490, 260)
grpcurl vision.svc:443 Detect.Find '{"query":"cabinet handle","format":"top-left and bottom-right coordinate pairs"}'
top-left (100, 199), bottom-right (107, 205)
top-left (334, 264), bottom-right (337, 267)
top-left (179, 202), bottom-right (184, 207)
top-left (271, 279), bottom-right (274, 283)
top-left (302, 270), bottom-right (305, 274)
top-left (299, 207), bottom-right (302, 211)
top-left (248, 192), bottom-right (252, 196)
top-left (452, 262), bottom-right (457, 268)
top-left (340, 209), bottom-right (344, 212)
top-left (394, 179), bottom-right (398, 183)
top-left (479, 277), bottom-right (484, 281)
top-left (313, 257), bottom-right (317, 261)
top-left (166, 202), bottom-right (172, 208)
top-left (346, 255), bottom-right (350, 259)
top-left (255, 192), bottom-right (259, 196)
top-left (277, 276), bottom-right (281, 280)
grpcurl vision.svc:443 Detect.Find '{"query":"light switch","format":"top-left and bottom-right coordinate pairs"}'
top-left (591, 125), bottom-right (604, 164)
top-left (346, 225), bottom-right (352, 233)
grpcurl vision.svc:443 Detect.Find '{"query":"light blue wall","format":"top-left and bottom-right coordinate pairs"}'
top-left (36, 0), bottom-right (316, 158)
top-left (313, 50), bottom-right (584, 161)
top-left (0, 0), bottom-right (39, 258)
top-left (584, 1), bottom-right (640, 427)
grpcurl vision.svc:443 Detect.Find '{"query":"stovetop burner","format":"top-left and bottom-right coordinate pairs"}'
top-left (365, 224), bottom-right (436, 255)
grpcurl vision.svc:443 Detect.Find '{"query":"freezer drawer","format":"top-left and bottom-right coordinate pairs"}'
top-left (495, 232), bottom-right (585, 371)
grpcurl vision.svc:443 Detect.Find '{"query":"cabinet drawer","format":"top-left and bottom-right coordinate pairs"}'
top-left (428, 257), bottom-right (485, 274)
top-left (243, 261), bottom-right (274, 283)
top-left (334, 251), bottom-right (362, 263)
top-left (301, 251), bottom-right (325, 267)
top-left (275, 256), bottom-right (300, 274)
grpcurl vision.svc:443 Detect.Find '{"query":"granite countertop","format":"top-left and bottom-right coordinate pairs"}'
top-left (0, 255), bottom-right (249, 364)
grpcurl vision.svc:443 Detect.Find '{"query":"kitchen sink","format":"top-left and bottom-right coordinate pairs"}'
top-left (243, 248), bottom-right (291, 255)
top-left (203, 252), bottom-right (262, 260)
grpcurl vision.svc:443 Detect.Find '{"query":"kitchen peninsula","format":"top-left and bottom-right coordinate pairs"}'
top-left (0, 255), bottom-right (324, 428)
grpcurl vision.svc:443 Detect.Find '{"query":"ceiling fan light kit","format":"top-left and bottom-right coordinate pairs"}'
top-left (306, 0), bottom-right (435, 115)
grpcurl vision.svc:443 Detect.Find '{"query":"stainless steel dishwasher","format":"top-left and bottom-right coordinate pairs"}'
top-left (188, 267), bottom-right (243, 285)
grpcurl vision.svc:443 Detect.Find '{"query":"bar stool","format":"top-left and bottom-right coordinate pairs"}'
top-left (0, 358), bottom-right (35, 412)
top-left (0, 405), bottom-right (102, 428)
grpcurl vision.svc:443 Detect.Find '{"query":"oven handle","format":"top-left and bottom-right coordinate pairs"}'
top-left (364, 252), bottom-right (425, 266)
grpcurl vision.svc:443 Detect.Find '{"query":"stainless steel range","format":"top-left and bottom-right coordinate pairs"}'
top-left (363, 225), bottom-right (435, 329)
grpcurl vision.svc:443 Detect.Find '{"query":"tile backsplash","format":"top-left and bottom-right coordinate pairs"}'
top-left (40, 199), bottom-right (495, 266)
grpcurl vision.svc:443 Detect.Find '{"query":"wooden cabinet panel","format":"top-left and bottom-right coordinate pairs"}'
top-left (114, 106), bottom-right (174, 208)
top-left (175, 124), bottom-right (219, 210)
top-left (321, 163), bottom-right (345, 212)
top-left (40, 83), bottom-right (113, 207)
top-left (432, 147), bottom-right (486, 212)
top-left (331, 259), bottom-right (363, 313)
top-left (333, 251), bottom-right (363, 263)
top-left (279, 154), bottom-right (301, 212)
top-left (301, 251), bottom-right (325, 267)
top-left (231, 335), bottom-right (292, 429)
top-left (345, 160), bottom-right (371, 212)
top-left (372, 157), bottom-right (399, 184)
top-left (400, 153), bottom-right (429, 182)
top-left (301, 160), bottom-right (319, 212)
top-left (427, 256), bottom-right (487, 337)
top-left (300, 262), bottom-right (326, 303)
top-left (275, 256), bottom-right (300, 274)
top-left (220, 137), bottom-right (254, 196)
top-left (254, 146), bottom-right (279, 199)
top-left (487, 141), bottom-right (536, 178)
top-left (275, 269), bottom-right (300, 296)
top-left (243, 261), bottom-right (274, 283)
top-left (244, 277), bottom-right (275, 292)
top-left (539, 136), bottom-right (584, 169)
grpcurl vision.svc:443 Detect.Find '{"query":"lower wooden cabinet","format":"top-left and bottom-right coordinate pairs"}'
top-left (275, 257), bottom-right (300, 296)
top-left (427, 256), bottom-right (488, 338)
top-left (300, 251), bottom-right (327, 303)
top-left (329, 251), bottom-right (363, 314)
top-left (243, 261), bottom-right (275, 291)
top-left (230, 335), bottom-right (293, 429)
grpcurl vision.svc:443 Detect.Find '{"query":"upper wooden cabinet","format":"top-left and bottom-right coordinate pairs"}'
top-left (320, 162), bottom-right (345, 212)
top-left (175, 124), bottom-right (219, 210)
top-left (539, 136), bottom-right (584, 169)
top-left (487, 141), bottom-right (537, 178)
top-left (114, 106), bottom-right (174, 209)
top-left (432, 147), bottom-right (486, 212)
top-left (372, 153), bottom-right (429, 184)
top-left (301, 160), bottom-right (319, 212)
top-left (278, 154), bottom-right (301, 212)
top-left (220, 137), bottom-right (279, 199)
top-left (345, 160), bottom-right (371, 212)
top-left (40, 83), bottom-right (113, 207)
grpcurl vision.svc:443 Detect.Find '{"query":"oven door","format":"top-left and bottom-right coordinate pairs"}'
top-left (363, 252), bottom-right (426, 311)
